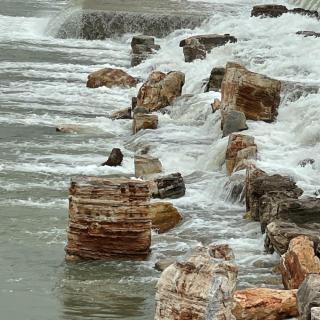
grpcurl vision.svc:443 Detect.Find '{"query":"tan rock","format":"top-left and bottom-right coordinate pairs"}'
top-left (150, 202), bottom-right (182, 233)
top-left (155, 244), bottom-right (238, 320)
top-left (136, 71), bottom-right (185, 111)
top-left (212, 98), bottom-right (221, 113)
top-left (86, 68), bottom-right (138, 88)
top-left (280, 235), bottom-right (320, 289)
top-left (233, 288), bottom-right (298, 320)
top-left (134, 155), bottom-right (162, 178)
top-left (221, 62), bottom-right (281, 122)
top-left (133, 114), bottom-right (158, 134)
top-left (225, 134), bottom-right (256, 175)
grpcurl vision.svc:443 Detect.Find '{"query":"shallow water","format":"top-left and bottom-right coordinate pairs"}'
top-left (0, 0), bottom-right (319, 319)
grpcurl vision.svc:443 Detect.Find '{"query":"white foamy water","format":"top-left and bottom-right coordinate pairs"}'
top-left (0, 0), bottom-right (319, 319)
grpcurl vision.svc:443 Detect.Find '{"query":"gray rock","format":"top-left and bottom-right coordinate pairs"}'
top-left (222, 110), bottom-right (248, 137)
top-left (102, 148), bottom-right (124, 167)
top-left (110, 107), bottom-right (132, 120)
top-left (153, 173), bottom-right (186, 199)
top-left (251, 5), bottom-right (288, 18)
top-left (182, 38), bottom-right (206, 63)
top-left (131, 35), bottom-right (160, 67)
top-left (155, 258), bottom-right (176, 272)
top-left (205, 67), bottom-right (226, 92)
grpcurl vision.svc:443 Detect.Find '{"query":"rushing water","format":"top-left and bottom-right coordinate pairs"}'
top-left (0, 0), bottom-right (320, 319)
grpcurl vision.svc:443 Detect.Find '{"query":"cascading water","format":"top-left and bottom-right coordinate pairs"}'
top-left (0, 0), bottom-right (319, 319)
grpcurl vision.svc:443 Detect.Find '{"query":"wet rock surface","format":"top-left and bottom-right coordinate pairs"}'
top-left (251, 5), bottom-right (288, 18)
top-left (182, 38), bottom-right (206, 63)
top-left (102, 148), bottom-right (123, 167)
top-left (152, 173), bottom-right (186, 199)
top-left (134, 155), bottom-right (162, 177)
top-left (205, 67), bottom-right (226, 92)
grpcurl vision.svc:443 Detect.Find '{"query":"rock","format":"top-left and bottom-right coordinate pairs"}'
top-left (233, 146), bottom-right (258, 172)
top-left (180, 34), bottom-right (237, 52)
top-left (86, 68), bottom-right (138, 89)
top-left (65, 176), bottom-right (152, 260)
top-left (298, 274), bottom-right (320, 320)
top-left (132, 96), bottom-right (138, 110)
top-left (154, 244), bottom-right (238, 320)
top-left (205, 67), bottom-right (226, 92)
top-left (136, 71), bottom-right (185, 111)
top-left (290, 8), bottom-right (319, 19)
top-left (134, 155), bottom-right (162, 178)
top-left (155, 258), bottom-right (176, 272)
top-left (110, 108), bottom-right (132, 120)
top-left (297, 31), bottom-right (320, 38)
top-left (131, 35), bottom-right (160, 67)
top-left (251, 5), bottom-right (288, 18)
top-left (153, 173), bottom-right (186, 199)
top-left (233, 288), bottom-right (298, 320)
top-left (212, 98), bottom-right (221, 113)
top-left (56, 125), bottom-right (81, 133)
top-left (102, 148), bottom-right (124, 167)
top-left (221, 62), bottom-right (281, 122)
top-left (182, 38), bottom-right (206, 63)
top-left (222, 110), bottom-right (248, 137)
top-left (150, 202), bottom-right (183, 233)
top-left (299, 158), bottom-right (315, 167)
top-left (133, 106), bottom-right (150, 115)
top-left (225, 134), bottom-right (256, 175)
top-left (280, 236), bottom-right (320, 289)
top-left (265, 221), bottom-right (320, 255)
top-left (133, 114), bottom-right (158, 134)
top-left (312, 307), bottom-right (320, 320)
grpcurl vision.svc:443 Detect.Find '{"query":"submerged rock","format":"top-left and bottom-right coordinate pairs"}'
top-left (110, 108), bottom-right (132, 120)
top-left (102, 148), bottom-right (124, 167)
top-left (299, 158), bottom-right (315, 167)
top-left (133, 114), bottom-right (158, 134)
top-left (86, 68), bottom-right (138, 88)
top-left (56, 125), bottom-right (81, 134)
top-left (134, 155), bottom-right (162, 178)
top-left (205, 67), bottom-right (226, 92)
top-left (297, 31), bottom-right (320, 38)
top-left (233, 288), bottom-right (298, 320)
top-left (154, 258), bottom-right (176, 272)
top-left (154, 244), bottom-right (238, 320)
top-left (153, 173), bottom-right (186, 199)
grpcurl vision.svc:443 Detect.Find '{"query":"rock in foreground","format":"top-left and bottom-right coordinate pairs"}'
top-left (251, 5), bottom-right (288, 18)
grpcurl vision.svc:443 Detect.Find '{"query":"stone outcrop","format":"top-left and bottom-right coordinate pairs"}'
top-left (150, 202), bottom-right (183, 233)
top-left (134, 155), bottom-right (163, 178)
top-left (251, 5), bottom-right (288, 17)
top-left (153, 173), bottom-right (186, 199)
top-left (212, 98), bottom-right (221, 113)
top-left (182, 38), bottom-right (206, 63)
top-left (131, 35), bottom-right (160, 67)
top-left (136, 71), bottom-right (185, 111)
top-left (133, 114), bottom-right (158, 134)
top-left (154, 244), bottom-right (238, 320)
top-left (298, 274), bottom-right (320, 320)
top-left (86, 68), bottom-right (138, 88)
top-left (205, 67), bottom-right (226, 92)
top-left (280, 235), bottom-right (320, 289)
top-left (233, 288), bottom-right (298, 320)
top-left (102, 148), bottom-right (124, 167)
top-left (110, 108), bottom-right (132, 120)
top-left (222, 110), bottom-right (248, 137)
top-left (265, 221), bottom-right (320, 255)
top-left (297, 31), bottom-right (320, 38)
top-left (221, 62), bottom-right (281, 122)
top-left (65, 176), bottom-right (152, 261)
top-left (225, 134), bottom-right (257, 175)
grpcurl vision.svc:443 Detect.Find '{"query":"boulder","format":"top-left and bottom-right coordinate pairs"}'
top-left (225, 134), bottom-right (256, 175)
top-left (232, 288), bottom-right (298, 320)
top-left (290, 8), bottom-right (319, 19)
top-left (155, 258), bottom-right (176, 272)
top-left (312, 307), bottom-right (320, 320)
top-left (265, 221), bottom-right (320, 255)
top-left (205, 67), bottom-right (226, 92)
top-left (131, 35), bottom-right (160, 67)
top-left (297, 31), bottom-right (320, 38)
top-left (153, 173), bottom-right (186, 199)
top-left (182, 38), bottom-right (206, 63)
top-left (298, 274), bottom-right (320, 320)
top-left (65, 176), bottom-right (152, 261)
top-left (154, 244), bottom-right (238, 320)
top-left (180, 34), bottom-right (237, 52)
top-left (280, 236), bottom-right (320, 289)
top-left (86, 68), bottom-right (138, 88)
top-left (136, 71), bottom-right (185, 111)
top-left (251, 5), bottom-right (288, 18)
top-left (134, 155), bottom-right (162, 178)
top-left (102, 148), bottom-right (124, 167)
top-left (110, 108), bottom-right (132, 120)
top-left (133, 114), bottom-right (158, 134)
top-left (221, 62), bottom-right (281, 122)
top-left (150, 202), bottom-right (183, 233)
top-left (222, 110), bottom-right (248, 137)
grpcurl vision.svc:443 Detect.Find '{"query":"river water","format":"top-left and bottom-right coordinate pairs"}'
top-left (0, 0), bottom-right (319, 319)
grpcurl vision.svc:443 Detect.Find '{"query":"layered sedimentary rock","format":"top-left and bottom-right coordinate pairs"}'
top-left (133, 114), bottom-right (158, 134)
top-left (205, 67), bottom-right (226, 92)
top-left (280, 235), bottom-right (320, 289)
top-left (131, 35), bottom-right (160, 67)
top-left (221, 62), bottom-right (281, 122)
top-left (150, 202), bottom-right (182, 233)
top-left (153, 173), bottom-right (186, 199)
top-left (225, 134), bottom-right (257, 175)
top-left (298, 274), bottom-right (320, 320)
top-left (265, 221), bottom-right (320, 255)
top-left (134, 155), bottom-right (162, 177)
top-left (86, 68), bottom-right (138, 88)
top-left (136, 71), bottom-right (185, 111)
top-left (154, 244), bottom-right (238, 320)
top-left (65, 176), bottom-right (152, 260)
top-left (233, 288), bottom-right (298, 320)
top-left (101, 148), bottom-right (123, 167)
top-left (182, 38), bottom-right (206, 63)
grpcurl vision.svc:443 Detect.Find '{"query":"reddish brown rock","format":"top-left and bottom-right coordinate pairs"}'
top-left (225, 134), bottom-right (257, 175)
top-left (182, 38), bottom-right (206, 63)
top-left (86, 68), bottom-right (138, 88)
top-left (131, 35), bottom-right (160, 67)
top-left (233, 288), bottom-right (298, 320)
top-left (221, 62), bottom-right (281, 122)
top-left (136, 71), bottom-right (185, 111)
top-left (280, 235), bottom-right (320, 289)
top-left (133, 114), bottom-right (158, 134)
top-left (65, 176), bottom-right (151, 260)
top-left (150, 202), bottom-right (182, 233)
top-left (154, 244), bottom-right (238, 320)
top-left (101, 148), bottom-right (123, 167)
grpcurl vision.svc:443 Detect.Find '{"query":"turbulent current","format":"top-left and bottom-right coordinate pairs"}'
top-left (0, 0), bottom-right (319, 319)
